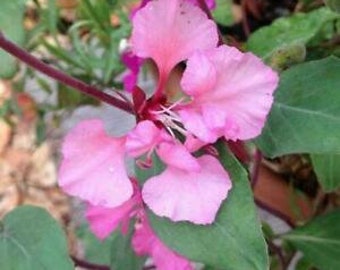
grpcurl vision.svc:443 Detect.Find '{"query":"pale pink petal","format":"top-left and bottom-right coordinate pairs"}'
top-left (125, 120), bottom-right (164, 157)
top-left (184, 134), bottom-right (206, 152)
top-left (142, 155), bottom-right (232, 224)
top-left (156, 141), bottom-right (201, 172)
top-left (179, 45), bottom-right (279, 141)
top-left (180, 51), bottom-right (217, 97)
top-left (178, 108), bottom-right (218, 143)
top-left (58, 120), bottom-right (133, 208)
top-left (131, 0), bottom-right (218, 78)
top-left (132, 218), bottom-right (193, 270)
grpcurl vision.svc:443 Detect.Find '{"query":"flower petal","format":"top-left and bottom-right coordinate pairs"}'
top-left (188, 0), bottom-right (216, 9)
top-left (58, 120), bottom-right (133, 208)
top-left (131, 0), bottom-right (218, 77)
top-left (86, 200), bottom-right (134, 240)
top-left (142, 155), bottom-right (232, 224)
top-left (178, 108), bottom-right (218, 143)
top-left (180, 51), bottom-right (217, 97)
top-left (121, 51), bottom-right (143, 92)
top-left (125, 120), bottom-right (165, 157)
top-left (132, 218), bottom-right (193, 270)
top-left (180, 45), bottom-right (279, 141)
top-left (156, 141), bottom-right (201, 172)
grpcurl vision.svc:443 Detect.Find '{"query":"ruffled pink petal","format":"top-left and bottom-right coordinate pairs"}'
top-left (58, 120), bottom-right (133, 208)
top-left (132, 218), bottom-right (193, 270)
top-left (125, 120), bottom-right (165, 157)
top-left (142, 155), bottom-right (232, 224)
top-left (178, 108), bottom-right (218, 143)
top-left (179, 45), bottom-right (279, 141)
top-left (156, 141), bottom-right (201, 172)
top-left (131, 0), bottom-right (218, 78)
top-left (180, 51), bottom-right (217, 97)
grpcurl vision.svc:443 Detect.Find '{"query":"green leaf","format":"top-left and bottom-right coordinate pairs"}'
top-left (311, 154), bottom-right (340, 192)
top-left (283, 210), bottom-right (340, 270)
top-left (0, 206), bottom-right (74, 270)
top-left (145, 143), bottom-right (268, 270)
top-left (110, 223), bottom-right (146, 270)
top-left (256, 56), bottom-right (340, 157)
top-left (0, 0), bottom-right (27, 78)
top-left (247, 7), bottom-right (339, 59)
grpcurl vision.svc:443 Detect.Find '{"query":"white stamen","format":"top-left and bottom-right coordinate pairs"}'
top-left (151, 99), bottom-right (188, 138)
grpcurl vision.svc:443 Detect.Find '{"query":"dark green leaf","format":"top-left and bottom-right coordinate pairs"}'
top-left (0, 0), bottom-right (26, 78)
top-left (145, 143), bottom-right (268, 270)
top-left (247, 8), bottom-right (339, 58)
top-left (295, 256), bottom-right (314, 270)
top-left (311, 154), bottom-right (340, 192)
top-left (283, 210), bottom-right (340, 270)
top-left (0, 206), bottom-right (73, 270)
top-left (256, 56), bottom-right (340, 157)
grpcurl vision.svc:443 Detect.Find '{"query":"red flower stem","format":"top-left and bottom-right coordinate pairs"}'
top-left (251, 148), bottom-right (262, 188)
top-left (196, 0), bottom-right (224, 45)
top-left (267, 240), bottom-right (287, 270)
top-left (0, 32), bottom-right (134, 114)
top-left (255, 199), bottom-right (295, 228)
top-left (71, 256), bottom-right (110, 270)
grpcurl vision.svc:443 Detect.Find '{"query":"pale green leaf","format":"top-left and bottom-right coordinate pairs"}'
top-left (0, 206), bottom-right (74, 270)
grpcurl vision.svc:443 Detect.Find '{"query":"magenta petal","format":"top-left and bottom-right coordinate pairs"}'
top-left (142, 155), bottom-right (232, 224)
top-left (121, 51), bottom-right (143, 92)
top-left (132, 218), bottom-right (193, 270)
top-left (131, 0), bottom-right (218, 77)
top-left (86, 200), bottom-right (134, 240)
top-left (188, 0), bottom-right (216, 9)
top-left (58, 120), bottom-right (133, 208)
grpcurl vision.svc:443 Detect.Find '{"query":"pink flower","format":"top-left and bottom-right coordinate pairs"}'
top-left (58, 0), bottom-right (279, 266)
top-left (59, 0), bottom-right (277, 239)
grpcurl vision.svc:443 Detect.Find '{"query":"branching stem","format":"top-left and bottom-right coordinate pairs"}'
top-left (0, 32), bottom-right (134, 114)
